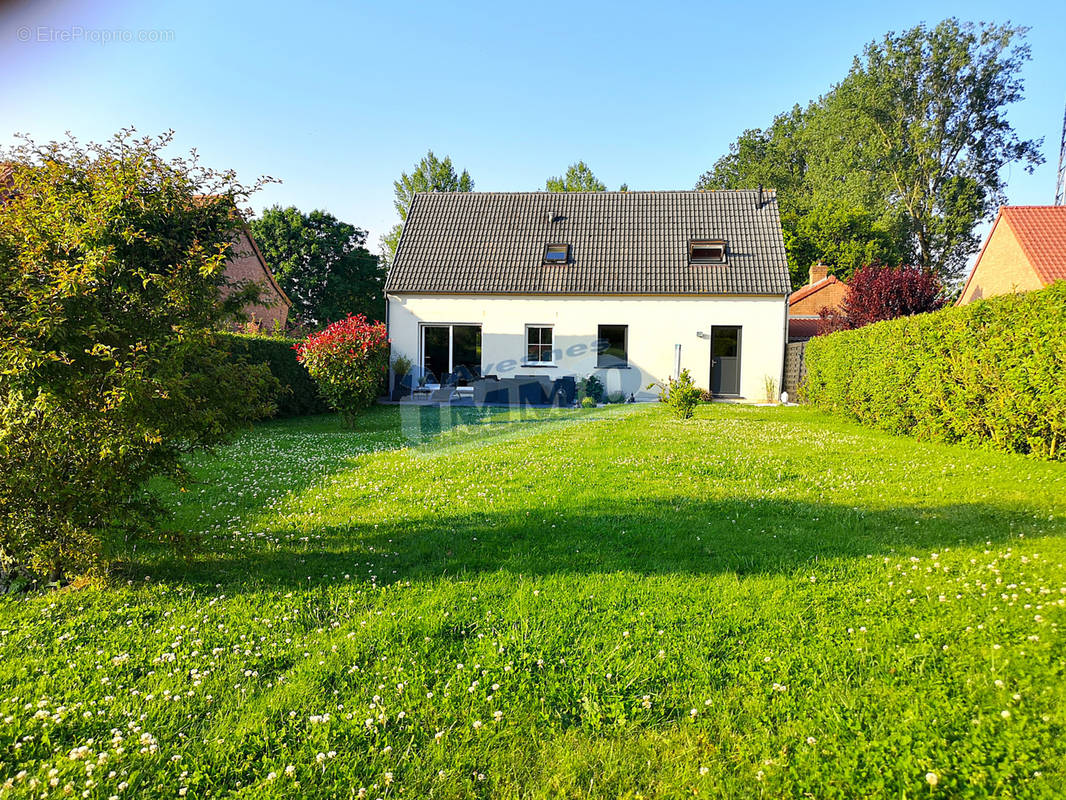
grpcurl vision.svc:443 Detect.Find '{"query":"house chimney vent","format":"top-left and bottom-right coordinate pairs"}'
top-left (809, 263), bottom-right (829, 285)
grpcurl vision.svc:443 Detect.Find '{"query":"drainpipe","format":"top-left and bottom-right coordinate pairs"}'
top-left (384, 292), bottom-right (392, 395)
top-left (781, 289), bottom-right (790, 399)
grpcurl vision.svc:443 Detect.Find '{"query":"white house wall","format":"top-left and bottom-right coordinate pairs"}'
top-left (388, 294), bottom-right (787, 401)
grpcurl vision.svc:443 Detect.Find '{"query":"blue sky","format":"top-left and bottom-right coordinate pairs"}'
top-left (2, 0), bottom-right (1064, 254)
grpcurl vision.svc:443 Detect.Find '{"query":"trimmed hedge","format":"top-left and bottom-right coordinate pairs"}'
top-left (804, 281), bottom-right (1066, 461)
top-left (219, 333), bottom-right (330, 418)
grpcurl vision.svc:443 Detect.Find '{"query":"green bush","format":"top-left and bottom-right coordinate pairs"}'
top-left (580, 396), bottom-right (597, 409)
top-left (578, 375), bottom-right (604, 403)
top-left (650, 369), bottom-right (702, 420)
top-left (220, 333), bottom-right (329, 418)
top-left (295, 315), bottom-right (389, 423)
top-left (804, 282), bottom-right (1066, 460)
top-left (0, 133), bottom-right (278, 583)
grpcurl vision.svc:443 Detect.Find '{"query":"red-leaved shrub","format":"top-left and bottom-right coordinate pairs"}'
top-left (819, 264), bottom-right (945, 334)
top-left (294, 315), bottom-right (389, 421)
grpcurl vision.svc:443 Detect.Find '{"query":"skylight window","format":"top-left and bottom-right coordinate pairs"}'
top-left (689, 240), bottom-right (727, 264)
top-left (544, 243), bottom-right (569, 264)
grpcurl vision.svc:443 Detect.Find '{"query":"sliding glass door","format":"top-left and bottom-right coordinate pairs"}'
top-left (421, 324), bottom-right (481, 382)
top-left (422, 326), bottom-right (451, 383)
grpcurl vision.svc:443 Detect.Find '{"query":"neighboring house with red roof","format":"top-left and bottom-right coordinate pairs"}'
top-left (957, 206), bottom-right (1066, 305)
top-left (787, 264), bottom-right (848, 342)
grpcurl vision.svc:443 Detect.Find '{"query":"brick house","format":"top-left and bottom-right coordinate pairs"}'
top-left (787, 264), bottom-right (847, 342)
top-left (957, 206), bottom-right (1066, 305)
top-left (222, 226), bottom-right (292, 332)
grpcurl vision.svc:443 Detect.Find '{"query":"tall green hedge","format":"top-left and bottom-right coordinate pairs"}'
top-left (219, 333), bottom-right (330, 418)
top-left (804, 281), bottom-right (1066, 461)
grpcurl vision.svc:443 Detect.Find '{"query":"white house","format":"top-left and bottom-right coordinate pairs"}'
top-left (385, 190), bottom-right (790, 402)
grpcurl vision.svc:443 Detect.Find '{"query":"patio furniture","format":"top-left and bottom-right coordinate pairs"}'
top-left (430, 386), bottom-right (456, 402)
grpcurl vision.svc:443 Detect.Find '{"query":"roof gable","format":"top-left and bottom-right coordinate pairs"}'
top-left (386, 190), bottom-right (790, 296)
top-left (1000, 206), bottom-right (1066, 285)
top-left (788, 275), bottom-right (842, 307)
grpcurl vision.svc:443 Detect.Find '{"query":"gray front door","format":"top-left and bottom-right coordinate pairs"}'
top-left (710, 325), bottom-right (741, 396)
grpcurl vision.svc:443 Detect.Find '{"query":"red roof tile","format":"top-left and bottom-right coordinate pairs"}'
top-left (788, 275), bottom-right (842, 306)
top-left (1001, 206), bottom-right (1066, 285)
top-left (788, 317), bottom-right (822, 341)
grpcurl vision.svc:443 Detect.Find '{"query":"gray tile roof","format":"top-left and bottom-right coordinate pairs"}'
top-left (385, 190), bottom-right (791, 296)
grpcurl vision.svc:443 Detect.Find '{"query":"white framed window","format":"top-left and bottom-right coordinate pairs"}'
top-left (526, 325), bottom-right (554, 363)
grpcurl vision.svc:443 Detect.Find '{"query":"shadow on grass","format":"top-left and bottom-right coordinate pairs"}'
top-left (138, 493), bottom-right (1057, 591)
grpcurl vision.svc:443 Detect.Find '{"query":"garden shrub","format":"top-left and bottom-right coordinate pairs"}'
top-left (219, 333), bottom-right (329, 418)
top-left (651, 369), bottom-right (702, 420)
top-left (295, 314), bottom-right (389, 422)
top-left (578, 375), bottom-right (604, 403)
top-left (0, 133), bottom-right (278, 584)
top-left (580, 396), bottom-right (597, 409)
top-left (804, 282), bottom-right (1066, 460)
top-left (392, 354), bottom-right (414, 384)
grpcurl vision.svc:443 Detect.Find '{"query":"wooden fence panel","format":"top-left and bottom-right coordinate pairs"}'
top-left (783, 341), bottom-right (807, 397)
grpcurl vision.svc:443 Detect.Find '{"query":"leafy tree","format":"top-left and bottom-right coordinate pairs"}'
top-left (697, 19), bottom-right (1041, 284)
top-left (251, 206), bottom-right (383, 328)
top-left (697, 107), bottom-right (811, 209)
top-left (784, 202), bottom-right (910, 285)
top-left (819, 264), bottom-right (946, 333)
top-left (696, 107), bottom-right (902, 285)
top-left (0, 131), bottom-right (278, 583)
top-left (546, 161), bottom-right (607, 192)
top-left (827, 19), bottom-right (1042, 279)
top-left (381, 150), bottom-right (473, 265)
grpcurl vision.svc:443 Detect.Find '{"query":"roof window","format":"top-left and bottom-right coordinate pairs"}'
top-left (544, 243), bottom-right (570, 264)
top-left (689, 240), bottom-right (727, 264)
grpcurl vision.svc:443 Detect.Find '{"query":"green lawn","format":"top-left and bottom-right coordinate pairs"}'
top-left (2, 403), bottom-right (1064, 799)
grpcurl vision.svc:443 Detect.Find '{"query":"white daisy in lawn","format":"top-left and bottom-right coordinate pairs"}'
top-left (472, 720), bottom-right (482, 729)
top-left (926, 772), bottom-right (938, 786)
